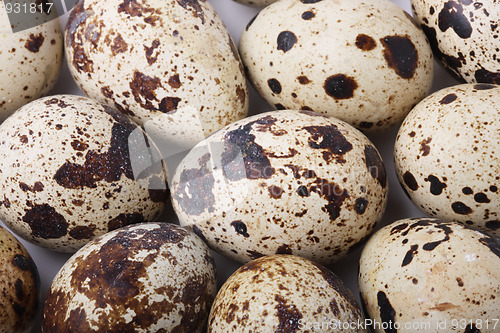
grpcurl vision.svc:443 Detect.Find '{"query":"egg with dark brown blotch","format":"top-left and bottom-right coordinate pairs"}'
top-left (65, 0), bottom-right (248, 146)
top-left (359, 218), bottom-right (500, 332)
top-left (42, 223), bottom-right (217, 332)
top-left (239, 0), bottom-right (434, 132)
top-left (209, 255), bottom-right (366, 332)
top-left (0, 95), bottom-right (168, 252)
top-left (0, 225), bottom-right (39, 333)
top-left (394, 83), bottom-right (500, 237)
top-left (231, 0), bottom-right (278, 7)
top-left (411, 0), bottom-right (500, 84)
top-left (170, 110), bottom-right (388, 265)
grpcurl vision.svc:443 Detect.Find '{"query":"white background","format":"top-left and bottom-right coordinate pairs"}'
top-left (0, 0), bottom-right (461, 331)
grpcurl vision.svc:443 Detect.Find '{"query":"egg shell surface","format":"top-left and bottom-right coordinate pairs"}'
top-left (239, 0), bottom-right (434, 131)
top-left (170, 110), bottom-right (388, 264)
top-left (359, 217), bottom-right (500, 332)
top-left (0, 95), bottom-right (168, 252)
top-left (65, 0), bottom-right (248, 146)
top-left (41, 222), bottom-right (217, 332)
top-left (209, 254), bottom-right (366, 333)
top-left (411, 0), bottom-right (500, 84)
top-left (394, 83), bottom-right (500, 237)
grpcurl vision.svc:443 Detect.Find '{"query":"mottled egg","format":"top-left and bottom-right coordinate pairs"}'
top-left (0, 95), bottom-right (168, 252)
top-left (394, 84), bottom-right (500, 237)
top-left (232, 0), bottom-right (278, 7)
top-left (65, 0), bottom-right (248, 146)
top-left (170, 110), bottom-right (388, 264)
top-left (209, 255), bottom-right (366, 333)
top-left (359, 218), bottom-right (500, 332)
top-left (239, 0), bottom-right (434, 132)
top-left (0, 2), bottom-right (63, 122)
top-left (42, 222), bottom-right (217, 332)
top-left (0, 225), bottom-right (39, 333)
top-left (412, 0), bottom-right (500, 84)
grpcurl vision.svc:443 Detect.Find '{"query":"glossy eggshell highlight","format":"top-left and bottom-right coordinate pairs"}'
top-left (411, 0), bottom-right (500, 84)
top-left (42, 223), bottom-right (217, 333)
top-left (0, 226), bottom-right (39, 333)
top-left (209, 255), bottom-right (366, 333)
top-left (394, 84), bottom-right (500, 237)
top-left (359, 218), bottom-right (500, 332)
top-left (65, 0), bottom-right (248, 146)
top-left (170, 110), bottom-right (388, 264)
top-left (0, 95), bottom-right (167, 252)
top-left (239, 0), bottom-right (434, 132)
top-left (0, 4), bottom-right (63, 122)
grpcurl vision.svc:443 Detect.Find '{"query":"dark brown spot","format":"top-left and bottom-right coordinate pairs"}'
top-left (377, 291), bottom-right (397, 333)
top-left (118, 0), bottom-right (161, 25)
top-left (231, 220), bottom-right (249, 238)
top-left (20, 135), bottom-right (28, 144)
top-left (474, 68), bottom-right (500, 84)
top-left (439, 93), bottom-right (458, 104)
top-left (438, 1), bottom-right (473, 39)
top-left (380, 35), bottom-right (418, 79)
top-left (277, 31), bottom-right (297, 53)
top-left (474, 192), bottom-right (490, 203)
top-left (474, 83), bottom-right (497, 90)
top-left (359, 122), bottom-right (373, 129)
top-left (420, 137), bottom-right (432, 156)
top-left (70, 140), bottom-right (89, 152)
top-left (221, 116), bottom-right (276, 181)
top-left (111, 34), bottom-right (128, 56)
top-left (355, 34), bottom-right (376, 51)
top-left (25, 33), bottom-right (44, 53)
top-left (324, 74), bottom-right (358, 99)
top-left (309, 177), bottom-right (349, 221)
top-left (69, 226), bottom-right (95, 240)
top-left (159, 97), bottom-right (181, 113)
top-left (451, 201), bottom-right (472, 215)
top-left (402, 244), bottom-right (418, 266)
top-left (297, 76), bottom-right (310, 85)
top-left (276, 244), bottom-right (292, 254)
top-left (301, 11), bottom-right (315, 20)
top-left (144, 39), bottom-right (160, 65)
top-left (268, 185), bottom-right (284, 199)
top-left (365, 145), bottom-right (387, 188)
top-left (108, 213), bottom-right (144, 231)
top-left (275, 295), bottom-right (303, 333)
top-left (355, 198), bottom-right (368, 214)
top-left (456, 278), bottom-right (464, 287)
top-left (101, 86), bottom-right (114, 99)
top-left (168, 73), bottom-right (181, 89)
top-left (176, 0), bottom-right (206, 24)
top-left (462, 187), bottom-right (473, 194)
top-left (426, 175), bottom-right (447, 195)
top-left (268, 78), bottom-right (282, 94)
top-left (23, 204), bottom-right (68, 239)
top-left (300, 0), bottom-right (323, 3)
top-left (275, 103), bottom-right (286, 110)
top-left (297, 185), bottom-right (309, 197)
top-left (225, 303), bottom-right (238, 324)
top-left (465, 324), bottom-right (481, 333)
top-left (236, 85), bottom-right (246, 105)
top-left (129, 71), bottom-right (161, 111)
top-left (486, 220), bottom-right (500, 230)
top-left (302, 125), bottom-right (353, 163)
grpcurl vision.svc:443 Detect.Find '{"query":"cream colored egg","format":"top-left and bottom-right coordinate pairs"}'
top-left (394, 83), bottom-right (500, 237)
top-left (239, 0), bottom-right (434, 132)
top-left (411, 0), bottom-right (500, 84)
top-left (0, 225), bottom-right (39, 333)
top-left (65, 0), bottom-right (248, 147)
top-left (209, 255), bottom-right (366, 333)
top-left (0, 2), bottom-right (63, 122)
top-left (0, 95), bottom-right (168, 252)
top-left (42, 222), bottom-right (217, 332)
top-left (170, 110), bottom-right (388, 264)
top-left (359, 218), bottom-right (500, 333)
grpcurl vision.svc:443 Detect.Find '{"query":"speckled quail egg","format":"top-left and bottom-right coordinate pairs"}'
top-left (394, 83), bottom-right (500, 237)
top-left (359, 218), bottom-right (500, 333)
top-left (411, 0), bottom-right (500, 84)
top-left (42, 222), bottom-right (217, 332)
top-left (0, 95), bottom-right (168, 252)
top-left (0, 2), bottom-right (63, 122)
top-left (231, 0), bottom-right (278, 7)
top-left (239, 0), bottom-right (434, 132)
top-left (209, 254), bottom-right (366, 333)
top-left (170, 110), bottom-right (388, 264)
top-left (0, 225), bottom-right (39, 333)
top-left (65, 0), bottom-right (248, 146)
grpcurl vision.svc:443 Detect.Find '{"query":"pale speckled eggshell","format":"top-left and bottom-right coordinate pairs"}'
top-left (170, 110), bottom-right (388, 264)
top-left (232, 0), bottom-right (278, 7)
top-left (65, 0), bottom-right (248, 146)
top-left (0, 95), bottom-right (168, 252)
top-left (42, 222), bottom-right (217, 333)
top-left (0, 225), bottom-right (39, 333)
top-left (0, 3), bottom-right (63, 122)
top-left (394, 83), bottom-right (500, 237)
top-left (359, 218), bottom-right (500, 333)
top-left (209, 255), bottom-right (366, 333)
top-left (411, 0), bottom-right (500, 84)
top-left (239, 0), bottom-right (434, 132)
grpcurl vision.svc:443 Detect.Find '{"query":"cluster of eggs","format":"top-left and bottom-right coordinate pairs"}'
top-left (0, 0), bottom-right (498, 332)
